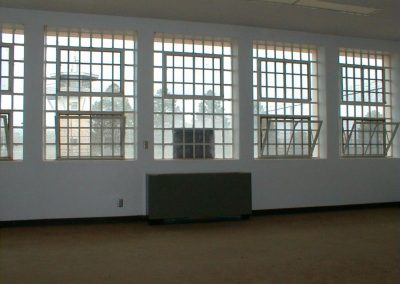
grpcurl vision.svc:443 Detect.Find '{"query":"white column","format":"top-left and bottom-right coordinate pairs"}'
top-left (323, 43), bottom-right (341, 160)
top-left (136, 28), bottom-right (154, 164)
top-left (136, 27), bottom-right (155, 214)
top-left (236, 35), bottom-right (254, 162)
top-left (24, 23), bottom-right (44, 164)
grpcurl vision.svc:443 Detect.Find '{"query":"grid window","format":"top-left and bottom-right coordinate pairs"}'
top-left (0, 112), bottom-right (11, 159)
top-left (58, 48), bottom-right (123, 94)
top-left (1, 45), bottom-right (12, 92)
top-left (44, 27), bottom-right (136, 160)
top-left (154, 34), bottom-right (234, 160)
top-left (57, 112), bottom-right (125, 159)
top-left (163, 53), bottom-right (223, 97)
top-left (0, 25), bottom-right (24, 160)
top-left (259, 116), bottom-right (321, 157)
top-left (339, 49), bottom-right (399, 157)
top-left (253, 42), bottom-right (321, 158)
top-left (173, 129), bottom-right (214, 159)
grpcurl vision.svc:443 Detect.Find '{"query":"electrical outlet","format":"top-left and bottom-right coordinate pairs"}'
top-left (118, 198), bottom-right (124, 208)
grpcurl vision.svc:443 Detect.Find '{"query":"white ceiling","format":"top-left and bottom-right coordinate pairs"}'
top-left (0, 0), bottom-right (399, 41)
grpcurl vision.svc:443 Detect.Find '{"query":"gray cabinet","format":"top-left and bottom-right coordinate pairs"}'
top-left (147, 172), bottom-right (252, 222)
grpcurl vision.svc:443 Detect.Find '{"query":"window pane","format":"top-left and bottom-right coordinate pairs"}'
top-left (44, 27), bottom-right (136, 160)
top-left (0, 25), bottom-right (24, 160)
top-left (154, 34), bottom-right (234, 160)
top-left (339, 48), bottom-right (395, 157)
top-left (253, 41), bottom-right (320, 158)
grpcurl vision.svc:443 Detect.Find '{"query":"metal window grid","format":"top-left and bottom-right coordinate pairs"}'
top-left (44, 27), bottom-right (136, 160)
top-left (339, 48), bottom-right (397, 157)
top-left (57, 47), bottom-right (124, 95)
top-left (0, 25), bottom-right (24, 160)
top-left (253, 42), bottom-right (319, 158)
top-left (0, 111), bottom-right (12, 160)
top-left (56, 111), bottom-right (125, 159)
top-left (172, 128), bottom-right (215, 159)
top-left (0, 44), bottom-right (13, 92)
top-left (162, 52), bottom-right (224, 98)
top-left (153, 34), bottom-right (234, 160)
top-left (257, 59), bottom-right (311, 102)
top-left (259, 115), bottom-right (322, 158)
top-left (341, 65), bottom-right (385, 105)
top-left (341, 118), bottom-right (399, 157)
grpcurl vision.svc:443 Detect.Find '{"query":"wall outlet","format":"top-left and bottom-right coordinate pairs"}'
top-left (118, 198), bottom-right (124, 208)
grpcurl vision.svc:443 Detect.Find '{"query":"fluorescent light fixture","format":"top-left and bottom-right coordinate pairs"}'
top-left (249, 0), bottom-right (377, 15)
top-left (297, 0), bottom-right (377, 15)
top-left (261, 0), bottom-right (298, 3)
top-left (245, 0), bottom-right (299, 3)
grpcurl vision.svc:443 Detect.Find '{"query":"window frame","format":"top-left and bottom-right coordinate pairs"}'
top-left (44, 27), bottom-right (136, 160)
top-left (153, 34), bottom-right (234, 160)
top-left (56, 111), bottom-right (126, 160)
top-left (340, 64), bottom-right (386, 105)
top-left (341, 117), bottom-right (399, 157)
top-left (0, 111), bottom-right (12, 160)
top-left (339, 48), bottom-right (397, 158)
top-left (257, 58), bottom-right (312, 103)
top-left (253, 42), bottom-right (320, 159)
top-left (0, 44), bottom-right (14, 93)
top-left (161, 51), bottom-right (225, 99)
top-left (259, 115), bottom-right (322, 158)
top-left (172, 128), bottom-right (215, 159)
top-left (56, 47), bottom-right (125, 96)
top-left (0, 25), bottom-right (24, 161)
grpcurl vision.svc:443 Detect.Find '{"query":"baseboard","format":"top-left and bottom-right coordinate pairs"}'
top-left (1, 201), bottom-right (399, 228)
top-left (0, 215), bottom-right (147, 228)
top-left (252, 201), bottom-right (400, 216)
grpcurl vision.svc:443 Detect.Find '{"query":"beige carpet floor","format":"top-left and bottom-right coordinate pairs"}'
top-left (1, 207), bottom-right (399, 284)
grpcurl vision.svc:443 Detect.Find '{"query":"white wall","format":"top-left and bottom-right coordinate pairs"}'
top-left (0, 8), bottom-right (399, 221)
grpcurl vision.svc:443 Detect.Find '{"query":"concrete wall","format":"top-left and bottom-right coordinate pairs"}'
top-left (0, 7), bottom-right (399, 221)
